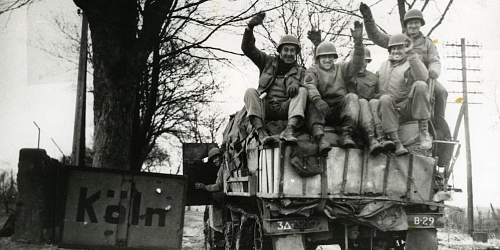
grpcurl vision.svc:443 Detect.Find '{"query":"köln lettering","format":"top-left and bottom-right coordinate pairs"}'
top-left (75, 187), bottom-right (169, 227)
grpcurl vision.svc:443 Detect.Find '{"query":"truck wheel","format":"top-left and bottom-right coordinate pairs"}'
top-left (253, 218), bottom-right (273, 250)
top-left (224, 221), bottom-right (237, 250)
top-left (405, 228), bottom-right (437, 250)
top-left (204, 212), bottom-right (224, 250)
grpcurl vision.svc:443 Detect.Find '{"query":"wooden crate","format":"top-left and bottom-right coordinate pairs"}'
top-left (255, 145), bottom-right (436, 202)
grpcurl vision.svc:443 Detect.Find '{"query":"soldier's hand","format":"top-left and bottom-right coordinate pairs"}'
top-left (248, 12), bottom-right (265, 28)
top-left (314, 98), bottom-right (330, 117)
top-left (350, 21), bottom-right (364, 42)
top-left (359, 2), bottom-right (373, 20)
top-left (429, 69), bottom-right (439, 79)
top-left (307, 29), bottom-right (322, 47)
top-left (194, 182), bottom-right (206, 190)
top-left (287, 84), bottom-right (299, 97)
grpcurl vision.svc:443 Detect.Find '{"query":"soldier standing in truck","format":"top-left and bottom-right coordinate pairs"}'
top-left (242, 12), bottom-right (308, 146)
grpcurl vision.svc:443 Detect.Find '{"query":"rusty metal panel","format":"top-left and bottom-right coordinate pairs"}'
top-left (344, 148), bottom-right (363, 195)
top-left (126, 175), bottom-right (185, 249)
top-left (61, 167), bottom-right (186, 249)
top-left (409, 154), bottom-right (435, 202)
top-left (362, 153), bottom-right (387, 195)
top-left (326, 147), bottom-right (346, 194)
top-left (386, 155), bottom-right (410, 198)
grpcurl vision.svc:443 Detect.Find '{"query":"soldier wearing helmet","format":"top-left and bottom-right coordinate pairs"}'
top-left (359, 3), bottom-right (451, 150)
top-left (194, 146), bottom-right (225, 243)
top-left (195, 147), bottom-right (223, 192)
top-left (241, 12), bottom-right (307, 145)
top-left (345, 47), bottom-right (394, 155)
top-left (303, 21), bottom-right (365, 153)
top-left (374, 33), bottom-right (432, 155)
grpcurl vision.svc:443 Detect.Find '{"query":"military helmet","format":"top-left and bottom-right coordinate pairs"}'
top-left (207, 147), bottom-right (221, 161)
top-left (404, 9), bottom-right (425, 26)
top-left (315, 41), bottom-right (338, 59)
top-left (364, 47), bottom-right (372, 61)
top-left (388, 33), bottom-right (410, 49)
top-left (277, 35), bottom-right (301, 52)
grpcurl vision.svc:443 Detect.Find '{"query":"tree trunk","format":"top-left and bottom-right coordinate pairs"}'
top-left (74, 0), bottom-right (174, 170)
top-left (76, 0), bottom-right (141, 170)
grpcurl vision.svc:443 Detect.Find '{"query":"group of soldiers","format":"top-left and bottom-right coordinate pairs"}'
top-left (243, 3), bottom-right (448, 156)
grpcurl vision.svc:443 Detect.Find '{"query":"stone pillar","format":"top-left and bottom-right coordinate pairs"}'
top-left (13, 149), bottom-right (64, 243)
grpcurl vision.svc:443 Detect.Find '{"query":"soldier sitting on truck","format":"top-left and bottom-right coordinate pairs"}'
top-left (347, 47), bottom-right (395, 155)
top-left (304, 21), bottom-right (364, 154)
top-left (376, 33), bottom-right (432, 155)
top-left (359, 3), bottom-right (451, 144)
top-left (242, 12), bottom-right (308, 145)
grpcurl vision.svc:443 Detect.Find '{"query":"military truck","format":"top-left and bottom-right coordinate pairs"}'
top-left (184, 113), bottom-right (457, 250)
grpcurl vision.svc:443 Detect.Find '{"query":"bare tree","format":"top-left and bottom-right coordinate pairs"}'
top-left (0, 0), bottom-right (36, 16)
top-left (67, 0), bottom-right (285, 171)
top-left (0, 170), bottom-right (17, 214)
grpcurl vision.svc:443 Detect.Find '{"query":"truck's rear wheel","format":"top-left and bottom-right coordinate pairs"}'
top-left (405, 228), bottom-right (438, 250)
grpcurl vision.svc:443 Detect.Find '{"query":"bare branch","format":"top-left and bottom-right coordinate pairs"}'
top-left (427, 0), bottom-right (454, 36)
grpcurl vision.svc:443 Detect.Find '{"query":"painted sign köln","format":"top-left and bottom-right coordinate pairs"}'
top-left (61, 167), bottom-right (186, 249)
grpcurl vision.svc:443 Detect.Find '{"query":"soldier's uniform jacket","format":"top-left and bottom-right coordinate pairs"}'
top-left (348, 70), bottom-right (379, 100)
top-left (377, 54), bottom-right (429, 103)
top-left (241, 27), bottom-right (305, 98)
top-left (364, 20), bottom-right (441, 77)
top-left (305, 42), bottom-right (364, 105)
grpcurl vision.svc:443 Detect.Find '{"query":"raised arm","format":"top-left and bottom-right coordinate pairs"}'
top-left (241, 13), bottom-right (268, 72)
top-left (343, 21), bottom-right (365, 80)
top-left (360, 2), bottom-right (390, 49)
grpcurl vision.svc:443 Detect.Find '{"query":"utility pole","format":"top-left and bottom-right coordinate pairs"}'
top-left (443, 38), bottom-right (482, 236)
top-left (71, 10), bottom-right (88, 167)
top-left (461, 38), bottom-right (474, 236)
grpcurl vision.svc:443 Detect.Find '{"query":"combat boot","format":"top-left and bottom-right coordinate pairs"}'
top-left (312, 124), bottom-right (331, 155)
top-left (375, 124), bottom-right (395, 152)
top-left (418, 120), bottom-right (433, 150)
top-left (388, 132), bottom-right (408, 156)
top-left (339, 131), bottom-right (356, 148)
top-left (367, 129), bottom-right (383, 155)
top-left (256, 128), bottom-right (277, 146)
top-left (250, 115), bottom-right (277, 146)
top-left (280, 116), bottom-right (300, 143)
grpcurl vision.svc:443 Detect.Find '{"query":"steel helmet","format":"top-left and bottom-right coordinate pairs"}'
top-left (388, 33), bottom-right (410, 49)
top-left (364, 47), bottom-right (372, 61)
top-left (315, 41), bottom-right (338, 59)
top-left (277, 35), bottom-right (301, 52)
top-left (207, 147), bottom-right (221, 161)
top-left (404, 9), bottom-right (425, 26)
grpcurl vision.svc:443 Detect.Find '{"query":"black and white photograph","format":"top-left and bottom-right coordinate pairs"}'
top-left (1, 0), bottom-right (500, 249)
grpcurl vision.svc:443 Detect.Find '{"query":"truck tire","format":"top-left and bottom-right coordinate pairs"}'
top-left (405, 228), bottom-right (438, 250)
top-left (204, 209), bottom-right (224, 250)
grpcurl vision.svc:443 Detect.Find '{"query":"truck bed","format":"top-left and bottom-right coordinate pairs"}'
top-left (226, 144), bottom-right (438, 204)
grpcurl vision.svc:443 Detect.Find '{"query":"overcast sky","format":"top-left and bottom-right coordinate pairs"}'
top-left (1, 0), bottom-right (499, 208)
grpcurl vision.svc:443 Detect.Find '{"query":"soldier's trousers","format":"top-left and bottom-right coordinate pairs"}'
top-left (358, 98), bottom-right (381, 134)
top-left (307, 93), bottom-right (359, 134)
top-left (433, 80), bottom-right (451, 139)
top-left (244, 88), bottom-right (307, 121)
top-left (379, 81), bottom-right (431, 133)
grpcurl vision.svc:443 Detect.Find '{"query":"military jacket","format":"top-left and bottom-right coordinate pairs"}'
top-left (241, 27), bottom-right (304, 96)
top-left (364, 20), bottom-right (441, 77)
